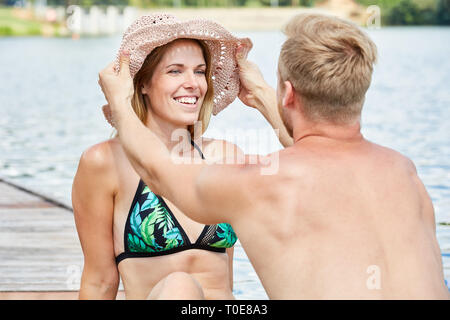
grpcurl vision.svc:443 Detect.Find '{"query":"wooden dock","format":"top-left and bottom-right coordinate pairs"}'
top-left (0, 177), bottom-right (270, 300)
top-left (0, 178), bottom-right (124, 299)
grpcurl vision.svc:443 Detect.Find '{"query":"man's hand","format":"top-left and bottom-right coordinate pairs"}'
top-left (236, 45), bottom-right (273, 113)
top-left (102, 104), bottom-right (114, 128)
top-left (235, 46), bottom-right (293, 148)
top-left (98, 51), bottom-right (134, 125)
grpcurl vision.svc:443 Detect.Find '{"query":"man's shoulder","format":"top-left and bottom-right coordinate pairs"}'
top-left (369, 142), bottom-right (417, 174)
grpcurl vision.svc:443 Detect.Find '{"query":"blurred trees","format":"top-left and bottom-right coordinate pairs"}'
top-left (437, 0), bottom-right (450, 24)
top-left (1, 0), bottom-right (316, 6)
top-left (2, 0), bottom-right (449, 25)
top-left (356, 0), bottom-right (450, 25)
top-left (386, 0), bottom-right (425, 25)
top-left (259, 0), bottom-right (313, 6)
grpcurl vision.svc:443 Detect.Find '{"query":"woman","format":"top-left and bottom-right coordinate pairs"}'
top-left (72, 14), bottom-right (252, 300)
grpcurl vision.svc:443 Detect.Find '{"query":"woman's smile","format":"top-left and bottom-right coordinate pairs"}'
top-left (173, 95), bottom-right (200, 110)
top-left (142, 39), bottom-right (208, 123)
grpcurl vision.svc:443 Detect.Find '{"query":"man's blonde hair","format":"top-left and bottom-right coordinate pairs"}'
top-left (279, 13), bottom-right (378, 124)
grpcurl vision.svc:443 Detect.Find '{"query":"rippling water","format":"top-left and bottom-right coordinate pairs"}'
top-left (1, 27), bottom-right (449, 298)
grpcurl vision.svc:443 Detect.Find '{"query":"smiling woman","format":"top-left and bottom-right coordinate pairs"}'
top-left (136, 39), bottom-right (214, 138)
top-left (72, 13), bottom-right (252, 300)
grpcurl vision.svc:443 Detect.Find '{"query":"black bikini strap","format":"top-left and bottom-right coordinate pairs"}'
top-left (190, 139), bottom-right (205, 160)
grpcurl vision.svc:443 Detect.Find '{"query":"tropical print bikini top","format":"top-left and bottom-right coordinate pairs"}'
top-left (115, 140), bottom-right (238, 265)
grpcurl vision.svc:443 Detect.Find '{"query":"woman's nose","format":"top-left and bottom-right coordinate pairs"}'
top-left (183, 71), bottom-right (198, 89)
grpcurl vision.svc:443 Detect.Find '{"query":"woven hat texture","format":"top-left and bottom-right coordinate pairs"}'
top-left (115, 13), bottom-right (252, 115)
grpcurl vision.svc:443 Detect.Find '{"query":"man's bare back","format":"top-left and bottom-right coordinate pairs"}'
top-left (236, 135), bottom-right (449, 299)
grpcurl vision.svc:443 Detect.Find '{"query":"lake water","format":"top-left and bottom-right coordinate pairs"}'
top-left (0, 27), bottom-right (449, 299)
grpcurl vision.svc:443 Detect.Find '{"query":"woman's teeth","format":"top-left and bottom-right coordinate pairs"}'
top-left (174, 97), bottom-right (197, 105)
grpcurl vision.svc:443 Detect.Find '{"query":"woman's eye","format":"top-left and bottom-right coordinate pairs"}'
top-left (169, 70), bottom-right (181, 74)
top-left (195, 70), bottom-right (206, 75)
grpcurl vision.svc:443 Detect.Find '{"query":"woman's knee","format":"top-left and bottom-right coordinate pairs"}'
top-left (148, 272), bottom-right (205, 300)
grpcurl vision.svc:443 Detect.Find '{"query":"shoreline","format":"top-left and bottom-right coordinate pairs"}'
top-left (146, 6), bottom-right (369, 31)
top-left (0, 5), bottom-right (370, 37)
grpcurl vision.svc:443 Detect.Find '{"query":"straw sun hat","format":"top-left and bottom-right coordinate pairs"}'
top-left (115, 13), bottom-right (253, 115)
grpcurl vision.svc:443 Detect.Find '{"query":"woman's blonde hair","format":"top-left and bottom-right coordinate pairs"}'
top-left (117, 39), bottom-right (214, 137)
top-left (279, 14), bottom-right (378, 124)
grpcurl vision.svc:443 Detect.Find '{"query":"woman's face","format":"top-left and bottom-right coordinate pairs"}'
top-left (142, 39), bottom-right (208, 128)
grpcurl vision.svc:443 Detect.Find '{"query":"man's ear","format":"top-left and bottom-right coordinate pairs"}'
top-left (282, 81), bottom-right (295, 109)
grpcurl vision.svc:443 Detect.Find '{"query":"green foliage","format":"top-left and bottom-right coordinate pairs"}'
top-left (1, 0), bottom-right (448, 25)
top-left (387, 0), bottom-right (422, 25)
top-left (356, 0), bottom-right (450, 25)
top-left (38, 0), bottom-right (318, 7)
top-left (260, 0), bottom-right (292, 6)
top-left (0, 25), bottom-right (13, 35)
top-left (437, 0), bottom-right (450, 24)
top-left (46, 0), bottom-right (129, 5)
top-left (0, 7), bottom-right (43, 36)
top-left (299, 0), bottom-right (314, 6)
top-left (257, 0), bottom-right (314, 6)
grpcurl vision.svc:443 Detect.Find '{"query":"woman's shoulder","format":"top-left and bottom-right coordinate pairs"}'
top-left (78, 138), bottom-right (123, 176)
top-left (81, 138), bottom-right (117, 166)
top-left (73, 139), bottom-right (122, 207)
top-left (200, 137), bottom-right (244, 160)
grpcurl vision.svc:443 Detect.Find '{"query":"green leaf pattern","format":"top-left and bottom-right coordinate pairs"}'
top-left (127, 183), bottom-right (237, 253)
top-left (210, 223), bottom-right (237, 248)
top-left (140, 203), bottom-right (182, 250)
top-left (128, 186), bottom-right (184, 253)
top-left (127, 233), bottom-right (154, 252)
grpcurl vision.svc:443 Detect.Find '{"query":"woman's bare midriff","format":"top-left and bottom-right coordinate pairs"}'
top-left (117, 249), bottom-right (234, 300)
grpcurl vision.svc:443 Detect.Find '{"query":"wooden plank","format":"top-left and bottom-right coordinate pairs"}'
top-left (0, 180), bottom-right (84, 293)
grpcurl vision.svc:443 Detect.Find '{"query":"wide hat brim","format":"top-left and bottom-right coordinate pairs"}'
top-left (115, 14), bottom-right (253, 115)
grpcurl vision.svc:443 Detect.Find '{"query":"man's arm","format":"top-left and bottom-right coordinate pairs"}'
top-left (115, 103), bottom-right (255, 225)
top-left (250, 84), bottom-right (293, 148)
top-left (98, 54), bottom-right (256, 225)
top-left (235, 47), bottom-right (293, 148)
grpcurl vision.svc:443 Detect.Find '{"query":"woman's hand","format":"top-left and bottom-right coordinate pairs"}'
top-left (98, 51), bottom-right (134, 126)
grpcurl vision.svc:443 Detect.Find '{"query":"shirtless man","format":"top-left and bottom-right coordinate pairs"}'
top-left (98, 13), bottom-right (449, 299)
